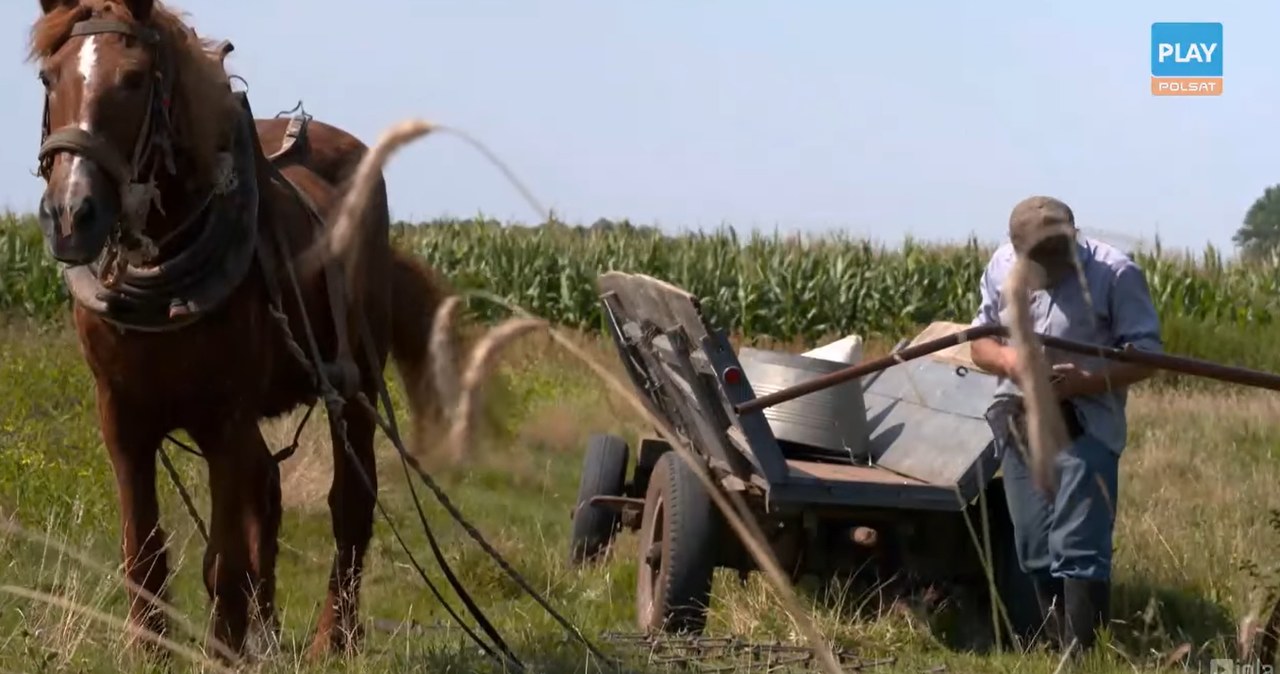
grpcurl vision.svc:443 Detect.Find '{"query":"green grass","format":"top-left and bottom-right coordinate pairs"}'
top-left (2, 317), bottom-right (1280, 673)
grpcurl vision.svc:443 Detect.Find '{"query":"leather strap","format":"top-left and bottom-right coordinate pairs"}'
top-left (38, 127), bottom-right (133, 187)
top-left (70, 19), bottom-right (159, 44)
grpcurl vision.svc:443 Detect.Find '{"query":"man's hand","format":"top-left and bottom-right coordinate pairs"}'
top-left (971, 337), bottom-right (1024, 383)
top-left (1050, 361), bottom-right (1156, 399)
top-left (1051, 363), bottom-right (1091, 399)
top-left (970, 337), bottom-right (1008, 376)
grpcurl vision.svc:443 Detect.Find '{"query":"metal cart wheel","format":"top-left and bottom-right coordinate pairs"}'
top-left (635, 451), bottom-right (720, 635)
top-left (568, 434), bottom-right (630, 566)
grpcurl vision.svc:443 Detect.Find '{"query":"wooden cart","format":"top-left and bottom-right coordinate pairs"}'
top-left (568, 271), bottom-right (1041, 645)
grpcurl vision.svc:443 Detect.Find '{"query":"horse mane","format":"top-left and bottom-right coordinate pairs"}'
top-left (29, 1), bottom-right (237, 186)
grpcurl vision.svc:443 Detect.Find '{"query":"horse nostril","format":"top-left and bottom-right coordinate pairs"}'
top-left (69, 196), bottom-right (95, 228)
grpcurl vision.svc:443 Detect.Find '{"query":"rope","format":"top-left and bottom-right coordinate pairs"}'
top-left (146, 148), bottom-right (606, 671)
top-left (156, 400), bottom-right (317, 546)
top-left (270, 223), bottom-right (526, 672)
top-left (348, 287), bottom-right (611, 663)
top-left (157, 446), bottom-right (208, 544)
top-left (352, 378), bottom-right (611, 663)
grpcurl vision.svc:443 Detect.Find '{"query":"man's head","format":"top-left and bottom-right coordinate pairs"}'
top-left (1008, 195), bottom-right (1078, 286)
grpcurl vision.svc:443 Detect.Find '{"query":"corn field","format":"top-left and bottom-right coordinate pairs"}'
top-left (5, 213), bottom-right (1280, 371)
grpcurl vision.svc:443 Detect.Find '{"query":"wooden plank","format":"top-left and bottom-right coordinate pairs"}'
top-left (770, 460), bottom-right (966, 512)
top-left (597, 271), bottom-right (709, 343)
top-left (636, 273), bottom-right (709, 343)
top-left (785, 459), bottom-right (928, 486)
top-left (906, 321), bottom-right (990, 373)
top-left (598, 272), bottom-right (679, 332)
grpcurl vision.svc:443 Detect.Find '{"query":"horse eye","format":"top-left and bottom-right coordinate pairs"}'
top-left (37, 71), bottom-right (51, 88)
top-left (120, 70), bottom-right (148, 91)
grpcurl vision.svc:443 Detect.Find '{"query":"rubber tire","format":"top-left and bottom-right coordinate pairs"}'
top-left (568, 434), bottom-right (630, 566)
top-left (635, 451), bottom-right (720, 635)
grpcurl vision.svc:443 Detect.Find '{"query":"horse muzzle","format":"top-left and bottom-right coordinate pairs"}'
top-left (38, 159), bottom-right (120, 266)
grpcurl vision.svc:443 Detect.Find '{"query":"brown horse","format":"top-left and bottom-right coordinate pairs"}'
top-left (27, 0), bottom-right (450, 661)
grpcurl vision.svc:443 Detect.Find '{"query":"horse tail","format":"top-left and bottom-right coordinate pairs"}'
top-left (386, 249), bottom-right (458, 458)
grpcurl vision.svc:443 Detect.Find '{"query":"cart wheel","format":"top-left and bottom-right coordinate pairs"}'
top-left (569, 434), bottom-right (631, 566)
top-left (636, 451), bottom-right (720, 635)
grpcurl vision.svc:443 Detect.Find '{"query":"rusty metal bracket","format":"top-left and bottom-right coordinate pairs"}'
top-left (587, 495), bottom-right (646, 512)
top-left (600, 631), bottom-right (909, 672)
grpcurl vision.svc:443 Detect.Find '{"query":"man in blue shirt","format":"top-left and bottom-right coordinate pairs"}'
top-left (969, 196), bottom-right (1162, 652)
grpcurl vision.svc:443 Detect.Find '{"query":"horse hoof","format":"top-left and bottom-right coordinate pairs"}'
top-left (306, 625), bottom-right (364, 662)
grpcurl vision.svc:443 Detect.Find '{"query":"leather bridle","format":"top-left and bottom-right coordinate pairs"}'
top-left (36, 17), bottom-right (177, 256)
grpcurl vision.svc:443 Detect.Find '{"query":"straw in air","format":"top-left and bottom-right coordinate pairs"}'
top-left (302, 118), bottom-right (437, 288)
top-left (305, 111), bottom-right (853, 674)
top-left (443, 317), bottom-right (548, 463)
top-left (1004, 253), bottom-right (1070, 495)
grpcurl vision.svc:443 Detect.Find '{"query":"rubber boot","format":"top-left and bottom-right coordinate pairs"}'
top-left (1031, 576), bottom-right (1066, 648)
top-left (1063, 579), bottom-right (1110, 653)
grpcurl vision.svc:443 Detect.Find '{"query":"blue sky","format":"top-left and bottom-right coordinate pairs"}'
top-left (2, 0), bottom-right (1273, 254)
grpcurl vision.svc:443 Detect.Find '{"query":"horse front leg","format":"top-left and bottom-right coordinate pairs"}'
top-left (189, 417), bottom-right (283, 660)
top-left (308, 397), bottom-right (377, 660)
top-left (96, 383), bottom-right (170, 651)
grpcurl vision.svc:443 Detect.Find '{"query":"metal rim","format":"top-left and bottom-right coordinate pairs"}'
top-left (636, 491), bottom-right (666, 629)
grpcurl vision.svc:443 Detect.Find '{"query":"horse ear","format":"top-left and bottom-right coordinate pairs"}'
top-left (40, 0), bottom-right (73, 14)
top-left (123, 0), bottom-right (153, 20)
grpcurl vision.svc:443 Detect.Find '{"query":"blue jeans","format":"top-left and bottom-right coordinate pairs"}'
top-left (998, 424), bottom-right (1120, 582)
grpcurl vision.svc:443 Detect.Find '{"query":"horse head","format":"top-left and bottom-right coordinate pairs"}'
top-left (29, 0), bottom-right (235, 266)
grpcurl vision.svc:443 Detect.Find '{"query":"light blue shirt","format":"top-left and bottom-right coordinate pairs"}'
top-left (970, 236), bottom-right (1163, 454)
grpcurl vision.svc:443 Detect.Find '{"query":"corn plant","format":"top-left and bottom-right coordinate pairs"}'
top-left (7, 213), bottom-right (1280, 373)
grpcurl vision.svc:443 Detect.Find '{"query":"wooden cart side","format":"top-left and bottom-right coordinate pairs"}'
top-left (596, 272), bottom-right (791, 489)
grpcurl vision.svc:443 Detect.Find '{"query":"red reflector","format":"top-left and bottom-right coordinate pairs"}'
top-left (722, 367), bottom-right (742, 385)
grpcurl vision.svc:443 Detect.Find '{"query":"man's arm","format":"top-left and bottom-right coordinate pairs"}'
top-left (1055, 262), bottom-right (1162, 397)
top-left (968, 256), bottom-right (1020, 380)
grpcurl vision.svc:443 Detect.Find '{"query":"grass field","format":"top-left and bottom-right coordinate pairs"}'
top-left (2, 307), bottom-right (1280, 674)
top-left (5, 212), bottom-right (1280, 672)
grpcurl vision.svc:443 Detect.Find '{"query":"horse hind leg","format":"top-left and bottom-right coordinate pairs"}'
top-left (308, 396), bottom-right (377, 660)
top-left (188, 418), bottom-right (283, 660)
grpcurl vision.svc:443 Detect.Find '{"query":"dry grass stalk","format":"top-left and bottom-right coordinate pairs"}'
top-left (442, 317), bottom-right (548, 463)
top-left (1002, 218), bottom-right (1104, 497)
top-left (304, 111), bottom-right (845, 672)
top-left (1004, 253), bottom-right (1069, 495)
top-left (0, 585), bottom-right (235, 673)
top-left (302, 118), bottom-right (437, 285)
top-left (0, 519), bottom-right (239, 663)
top-left (429, 294), bottom-right (464, 417)
top-left (428, 125), bottom-right (549, 217)
top-left (1237, 591), bottom-right (1280, 665)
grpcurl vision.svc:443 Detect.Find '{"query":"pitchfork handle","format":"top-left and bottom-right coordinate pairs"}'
top-left (732, 325), bottom-right (1280, 415)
